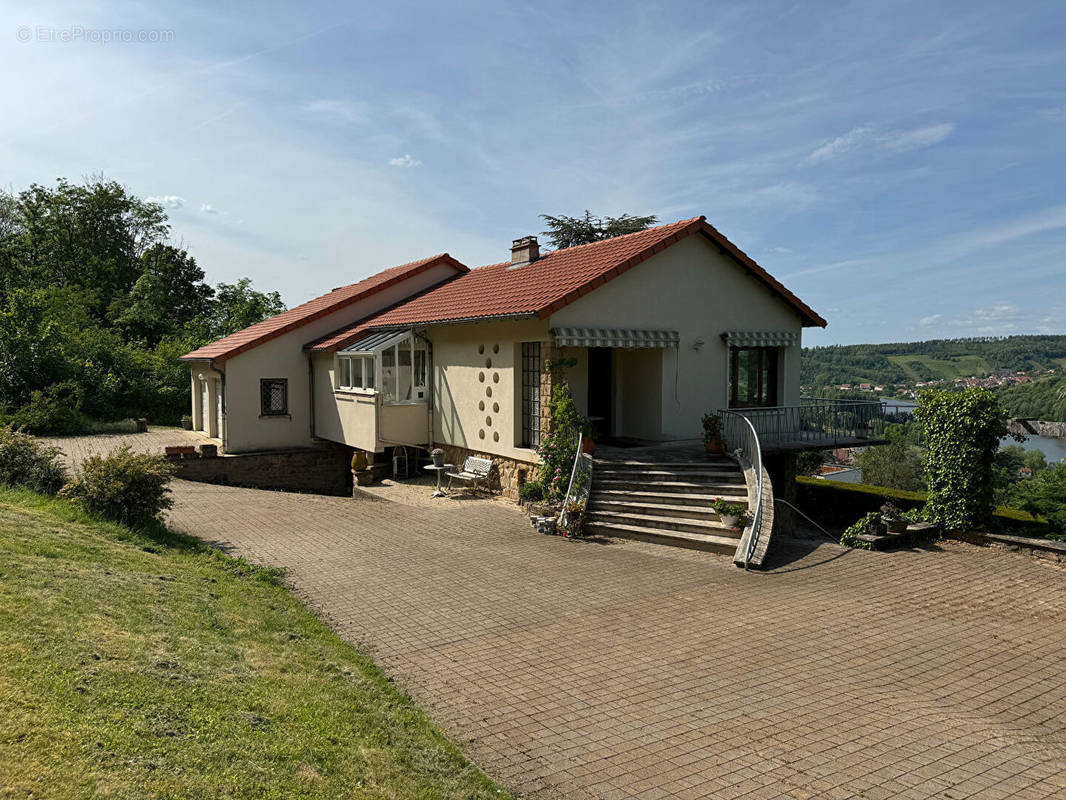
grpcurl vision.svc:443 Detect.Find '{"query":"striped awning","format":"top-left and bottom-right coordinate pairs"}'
top-left (550, 327), bottom-right (680, 348)
top-left (723, 330), bottom-right (798, 348)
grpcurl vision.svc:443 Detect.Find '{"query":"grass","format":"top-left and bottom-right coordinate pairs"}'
top-left (0, 487), bottom-right (512, 799)
top-left (887, 354), bottom-right (991, 383)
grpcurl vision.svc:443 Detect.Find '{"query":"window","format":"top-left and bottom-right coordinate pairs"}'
top-left (336, 331), bottom-right (424, 403)
top-left (335, 355), bottom-right (374, 391)
top-left (729, 347), bottom-right (779, 408)
top-left (521, 341), bottom-right (542, 448)
top-left (260, 378), bottom-right (288, 416)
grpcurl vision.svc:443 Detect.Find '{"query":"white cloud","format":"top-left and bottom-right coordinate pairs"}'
top-left (803, 126), bottom-right (873, 164)
top-left (388, 154), bottom-right (422, 168)
top-left (918, 314), bottom-right (942, 326)
top-left (945, 304), bottom-right (1022, 334)
top-left (878, 123), bottom-right (955, 152)
top-left (200, 203), bottom-right (218, 214)
top-left (1039, 106), bottom-right (1066, 121)
top-left (146, 194), bottom-right (185, 209)
top-left (803, 122), bottom-right (954, 165)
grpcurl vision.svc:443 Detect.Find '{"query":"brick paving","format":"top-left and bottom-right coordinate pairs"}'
top-left (48, 434), bottom-right (1066, 798)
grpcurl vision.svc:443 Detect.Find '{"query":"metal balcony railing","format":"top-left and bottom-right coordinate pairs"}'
top-left (726, 399), bottom-right (886, 452)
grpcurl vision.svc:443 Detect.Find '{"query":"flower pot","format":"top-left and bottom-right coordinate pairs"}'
top-left (884, 517), bottom-right (908, 533)
top-left (705, 438), bottom-right (724, 455)
top-left (581, 438), bottom-right (597, 455)
top-left (719, 514), bottom-right (740, 528)
top-left (431, 448), bottom-right (445, 468)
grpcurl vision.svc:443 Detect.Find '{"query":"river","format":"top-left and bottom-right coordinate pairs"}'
top-left (1002, 432), bottom-right (1066, 464)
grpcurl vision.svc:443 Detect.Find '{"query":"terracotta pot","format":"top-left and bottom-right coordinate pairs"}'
top-left (705, 438), bottom-right (724, 455)
top-left (581, 438), bottom-right (597, 455)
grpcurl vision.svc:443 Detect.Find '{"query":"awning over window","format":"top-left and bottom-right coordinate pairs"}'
top-left (338, 329), bottom-right (409, 354)
top-left (724, 330), bottom-right (798, 348)
top-left (550, 327), bottom-right (679, 348)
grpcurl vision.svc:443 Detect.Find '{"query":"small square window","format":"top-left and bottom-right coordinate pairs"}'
top-left (260, 378), bottom-right (288, 416)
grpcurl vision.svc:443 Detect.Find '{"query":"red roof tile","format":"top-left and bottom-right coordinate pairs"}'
top-left (357, 216), bottom-right (825, 330)
top-left (180, 254), bottom-right (467, 362)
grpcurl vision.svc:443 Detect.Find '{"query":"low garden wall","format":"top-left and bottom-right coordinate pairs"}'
top-left (795, 476), bottom-right (1049, 535)
top-left (435, 443), bottom-right (538, 500)
top-left (168, 441), bottom-right (353, 496)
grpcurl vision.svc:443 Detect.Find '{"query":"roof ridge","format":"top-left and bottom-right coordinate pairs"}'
top-left (332, 252), bottom-right (452, 290)
top-left (471, 216), bottom-right (703, 271)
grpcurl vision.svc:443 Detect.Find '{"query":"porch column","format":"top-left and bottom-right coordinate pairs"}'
top-left (206, 378), bottom-right (219, 438)
top-left (190, 371), bottom-right (203, 431)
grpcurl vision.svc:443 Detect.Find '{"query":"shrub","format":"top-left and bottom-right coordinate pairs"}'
top-left (914, 388), bottom-right (1014, 531)
top-left (710, 497), bottom-right (749, 521)
top-left (537, 381), bottom-right (591, 502)
top-left (61, 446), bottom-right (176, 526)
top-left (839, 512), bottom-right (881, 550)
top-left (7, 382), bottom-right (90, 435)
top-left (518, 481), bottom-right (546, 504)
top-left (0, 425), bottom-right (69, 494)
top-left (559, 500), bottom-right (586, 538)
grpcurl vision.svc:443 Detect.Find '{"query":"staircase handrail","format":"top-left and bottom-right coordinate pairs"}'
top-left (557, 432), bottom-right (593, 533)
top-left (718, 409), bottom-right (765, 568)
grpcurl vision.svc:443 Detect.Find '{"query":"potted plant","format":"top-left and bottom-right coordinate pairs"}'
top-left (880, 502), bottom-right (908, 533)
top-left (559, 500), bottom-right (586, 538)
top-left (702, 413), bottom-right (724, 454)
top-left (710, 497), bottom-right (749, 530)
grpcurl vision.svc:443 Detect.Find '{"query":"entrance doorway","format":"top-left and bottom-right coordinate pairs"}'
top-left (587, 347), bottom-right (613, 439)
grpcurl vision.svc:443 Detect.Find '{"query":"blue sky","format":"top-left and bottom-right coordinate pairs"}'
top-left (3, 0), bottom-right (1065, 345)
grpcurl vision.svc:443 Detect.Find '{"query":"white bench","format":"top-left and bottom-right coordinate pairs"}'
top-left (446, 456), bottom-right (494, 493)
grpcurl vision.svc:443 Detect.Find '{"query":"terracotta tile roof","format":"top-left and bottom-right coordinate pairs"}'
top-left (180, 254), bottom-right (467, 363)
top-left (357, 216), bottom-right (825, 330)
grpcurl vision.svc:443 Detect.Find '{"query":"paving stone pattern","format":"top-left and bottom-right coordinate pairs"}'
top-left (48, 433), bottom-right (1066, 799)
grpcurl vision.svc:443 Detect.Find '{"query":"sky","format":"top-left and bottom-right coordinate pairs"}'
top-left (2, 0), bottom-right (1065, 346)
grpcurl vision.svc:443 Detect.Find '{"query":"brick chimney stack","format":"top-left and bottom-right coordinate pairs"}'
top-left (510, 235), bottom-right (540, 265)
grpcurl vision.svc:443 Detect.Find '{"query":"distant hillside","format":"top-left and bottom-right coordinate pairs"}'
top-left (802, 335), bottom-right (1066, 388)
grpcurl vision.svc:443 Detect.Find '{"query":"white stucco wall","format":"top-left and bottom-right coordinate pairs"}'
top-left (209, 261), bottom-right (459, 453)
top-left (431, 318), bottom-right (551, 463)
top-left (549, 234), bottom-right (806, 441)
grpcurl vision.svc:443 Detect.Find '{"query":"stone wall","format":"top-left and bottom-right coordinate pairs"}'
top-left (170, 441), bottom-right (353, 496)
top-left (1006, 419), bottom-right (1066, 439)
top-left (436, 443), bottom-right (539, 500)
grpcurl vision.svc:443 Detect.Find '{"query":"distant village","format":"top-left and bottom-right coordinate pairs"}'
top-left (826, 369), bottom-right (1054, 400)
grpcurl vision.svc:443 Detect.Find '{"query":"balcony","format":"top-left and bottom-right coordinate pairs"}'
top-left (723, 399), bottom-right (887, 453)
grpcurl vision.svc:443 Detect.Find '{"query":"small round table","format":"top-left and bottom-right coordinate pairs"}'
top-left (423, 463), bottom-right (455, 497)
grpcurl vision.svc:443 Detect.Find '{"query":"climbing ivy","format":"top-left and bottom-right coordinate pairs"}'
top-left (913, 388), bottom-right (1016, 532)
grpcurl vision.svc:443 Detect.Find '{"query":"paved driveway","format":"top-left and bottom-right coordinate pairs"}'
top-left (41, 433), bottom-right (1066, 799)
top-left (162, 480), bottom-right (1066, 800)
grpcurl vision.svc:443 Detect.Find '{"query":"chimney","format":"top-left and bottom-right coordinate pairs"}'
top-left (510, 235), bottom-right (540, 265)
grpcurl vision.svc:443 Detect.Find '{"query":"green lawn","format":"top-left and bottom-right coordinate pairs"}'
top-left (887, 354), bottom-right (991, 383)
top-left (0, 488), bottom-right (512, 799)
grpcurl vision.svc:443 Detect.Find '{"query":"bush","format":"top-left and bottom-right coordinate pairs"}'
top-left (0, 425), bottom-right (69, 494)
top-left (60, 446), bottom-right (176, 526)
top-left (537, 380), bottom-right (591, 502)
top-left (7, 382), bottom-right (90, 435)
top-left (839, 512), bottom-right (881, 549)
top-left (518, 481), bottom-right (545, 503)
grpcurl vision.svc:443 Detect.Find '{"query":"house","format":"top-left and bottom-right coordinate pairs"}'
top-left (181, 216), bottom-right (828, 497)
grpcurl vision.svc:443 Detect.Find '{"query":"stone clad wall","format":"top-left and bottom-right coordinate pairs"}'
top-left (171, 441), bottom-right (353, 496)
top-left (436, 443), bottom-right (538, 499)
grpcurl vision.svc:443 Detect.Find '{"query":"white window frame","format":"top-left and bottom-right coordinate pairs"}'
top-left (334, 330), bottom-right (426, 404)
top-left (335, 354), bottom-right (375, 393)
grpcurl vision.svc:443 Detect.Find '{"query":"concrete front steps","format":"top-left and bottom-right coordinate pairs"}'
top-left (585, 457), bottom-right (748, 555)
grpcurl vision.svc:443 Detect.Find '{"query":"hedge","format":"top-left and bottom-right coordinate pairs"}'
top-left (795, 476), bottom-right (1049, 535)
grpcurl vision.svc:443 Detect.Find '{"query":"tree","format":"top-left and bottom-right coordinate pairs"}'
top-left (854, 439), bottom-right (924, 491)
top-left (5, 178), bottom-right (168, 315)
top-left (208, 278), bottom-right (285, 338)
top-left (114, 244), bottom-right (215, 345)
top-left (539, 211), bottom-right (658, 249)
top-left (796, 449), bottom-right (825, 476)
top-left (914, 388), bottom-right (1016, 531)
top-left (1008, 463), bottom-right (1066, 531)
